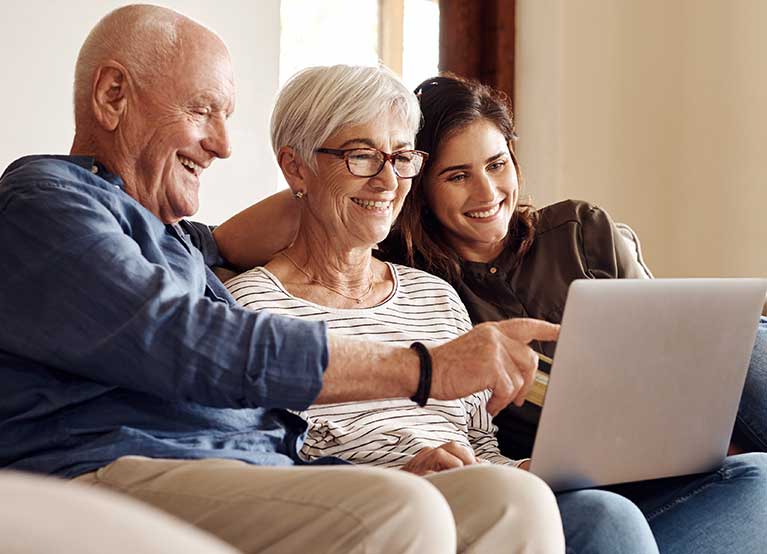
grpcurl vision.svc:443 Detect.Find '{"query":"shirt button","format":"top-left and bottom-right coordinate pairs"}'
top-left (90, 165), bottom-right (98, 174)
top-left (489, 267), bottom-right (498, 274)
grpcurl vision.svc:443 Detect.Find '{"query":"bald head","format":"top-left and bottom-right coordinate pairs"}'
top-left (73, 4), bottom-right (222, 129)
top-left (70, 4), bottom-right (235, 224)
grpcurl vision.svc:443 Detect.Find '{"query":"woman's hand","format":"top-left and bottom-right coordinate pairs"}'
top-left (401, 442), bottom-right (478, 476)
top-left (430, 319), bottom-right (560, 416)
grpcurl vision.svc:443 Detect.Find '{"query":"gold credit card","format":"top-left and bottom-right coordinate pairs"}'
top-left (525, 352), bottom-right (553, 407)
top-left (526, 370), bottom-right (549, 407)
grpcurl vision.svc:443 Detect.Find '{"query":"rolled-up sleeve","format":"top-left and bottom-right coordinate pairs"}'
top-left (0, 180), bottom-right (327, 411)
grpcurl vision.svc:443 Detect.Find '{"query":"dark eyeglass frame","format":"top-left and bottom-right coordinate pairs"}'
top-left (315, 147), bottom-right (429, 179)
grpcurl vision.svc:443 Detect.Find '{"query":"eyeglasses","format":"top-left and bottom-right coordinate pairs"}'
top-left (315, 147), bottom-right (429, 179)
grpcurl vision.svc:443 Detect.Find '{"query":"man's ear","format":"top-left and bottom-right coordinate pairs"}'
top-left (277, 146), bottom-right (310, 193)
top-left (91, 63), bottom-right (129, 132)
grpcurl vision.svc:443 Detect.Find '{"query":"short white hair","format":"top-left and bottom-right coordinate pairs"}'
top-left (73, 4), bottom-right (183, 127)
top-left (271, 65), bottom-right (422, 170)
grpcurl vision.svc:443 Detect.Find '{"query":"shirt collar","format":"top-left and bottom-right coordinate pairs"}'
top-left (67, 156), bottom-right (124, 189)
top-left (460, 240), bottom-right (518, 279)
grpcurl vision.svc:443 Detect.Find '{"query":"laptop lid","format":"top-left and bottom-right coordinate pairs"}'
top-left (529, 278), bottom-right (767, 492)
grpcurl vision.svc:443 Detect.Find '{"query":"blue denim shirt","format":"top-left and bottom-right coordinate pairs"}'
top-left (0, 155), bottom-right (331, 478)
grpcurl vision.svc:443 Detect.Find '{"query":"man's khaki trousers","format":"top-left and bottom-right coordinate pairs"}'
top-left (76, 456), bottom-right (564, 553)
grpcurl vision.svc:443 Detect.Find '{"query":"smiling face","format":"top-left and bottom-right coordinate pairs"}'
top-left (299, 111), bottom-right (415, 250)
top-left (121, 28), bottom-right (235, 223)
top-left (424, 118), bottom-right (519, 262)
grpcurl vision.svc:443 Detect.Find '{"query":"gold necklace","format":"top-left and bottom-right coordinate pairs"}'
top-left (280, 251), bottom-right (375, 305)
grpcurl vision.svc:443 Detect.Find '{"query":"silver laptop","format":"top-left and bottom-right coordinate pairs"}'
top-left (529, 278), bottom-right (767, 492)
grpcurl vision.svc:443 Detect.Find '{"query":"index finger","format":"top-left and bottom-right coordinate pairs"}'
top-left (496, 318), bottom-right (560, 344)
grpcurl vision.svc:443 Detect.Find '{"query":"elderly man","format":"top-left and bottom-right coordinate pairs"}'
top-left (0, 5), bottom-right (564, 553)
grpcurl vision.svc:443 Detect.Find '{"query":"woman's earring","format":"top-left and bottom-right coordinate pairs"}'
top-left (293, 191), bottom-right (306, 200)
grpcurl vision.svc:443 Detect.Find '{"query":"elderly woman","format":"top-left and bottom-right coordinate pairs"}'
top-left (220, 64), bottom-right (672, 554)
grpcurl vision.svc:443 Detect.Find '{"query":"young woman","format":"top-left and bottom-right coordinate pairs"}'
top-left (379, 74), bottom-right (767, 461)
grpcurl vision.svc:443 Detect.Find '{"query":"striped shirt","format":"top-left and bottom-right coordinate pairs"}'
top-left (226, 263), bottom-right (516, 468)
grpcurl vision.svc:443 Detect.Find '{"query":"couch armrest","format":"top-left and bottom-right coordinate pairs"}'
top-left (614, 222), bottom-right (653, 279)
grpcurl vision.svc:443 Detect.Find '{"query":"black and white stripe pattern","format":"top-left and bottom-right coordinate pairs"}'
top-left (226, 263), bottom-right (516, 468)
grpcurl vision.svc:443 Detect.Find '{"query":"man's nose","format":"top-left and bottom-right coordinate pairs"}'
top-left (202, 116), bottom-right (232, 159)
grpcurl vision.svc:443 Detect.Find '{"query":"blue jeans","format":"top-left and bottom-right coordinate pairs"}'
top-left (557, 453), bottom-right (767, 553)
top-left (557, 488), bottom-right (658, 553)
top-left (735, 317), bottom-right (767, 450)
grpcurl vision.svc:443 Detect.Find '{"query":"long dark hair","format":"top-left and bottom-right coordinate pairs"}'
top-left (392, 74), bottom-right (538, 285)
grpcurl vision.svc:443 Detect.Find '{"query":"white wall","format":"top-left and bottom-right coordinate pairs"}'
top-left (516, 0), bottom-right (767, 278)
top-left (0, 0), bottom-right (281, 224)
